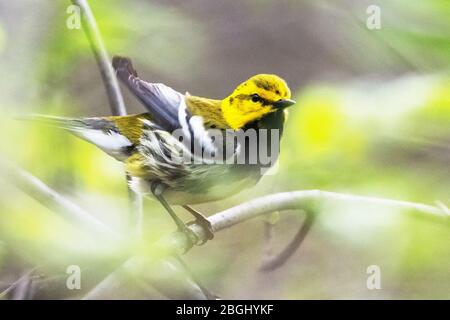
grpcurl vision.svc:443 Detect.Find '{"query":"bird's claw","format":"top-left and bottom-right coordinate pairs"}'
top-left (187, 218), bottom-right (214, 245)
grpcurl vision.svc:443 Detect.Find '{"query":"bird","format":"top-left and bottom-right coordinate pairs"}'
top-left (25, 56), bottom-right (296, 245)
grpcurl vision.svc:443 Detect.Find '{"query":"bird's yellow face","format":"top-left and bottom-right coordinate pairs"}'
top-left (221, 74), bottom-right (295, 129)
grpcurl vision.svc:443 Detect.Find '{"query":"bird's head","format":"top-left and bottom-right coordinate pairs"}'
top-left (221, 74), bottom-right (295, 129)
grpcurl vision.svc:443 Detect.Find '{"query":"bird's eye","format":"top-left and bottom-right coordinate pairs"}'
top-left (251, 94), bottom-right (261, 103)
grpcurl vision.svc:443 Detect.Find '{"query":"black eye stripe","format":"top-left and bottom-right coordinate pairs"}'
top-left (252, 94), bottom-right (272, 106)
top-left (234, 94), bottom-right (273, 106)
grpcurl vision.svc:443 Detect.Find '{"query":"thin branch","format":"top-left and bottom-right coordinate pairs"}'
top-left (175, 256), bottom-right (218, 299)
top-left (262, 222), bottom-right (276, 260)
top-left (83, 256), bottom-right (208, 300)
top-left (0, 268), bottom-right (37, 300)
top-left (11, 275), bottom-right (32, 300)
top-left (82, 261), bottom-right (132, 300)
top-left (261, 218), bottom-right (282, 270)
top-left (140, 258), bottom-right (209, 300)
top-left (1, 158), bottom-right (119, 240)
top-left (72, 0), bottom-right (143, 238)
top-left (71, 0), bottom-right (126, 116)
top-left (1, 159), bottom-right (203, 300)
top-left (157, 190), bottom-right (449, 255)
top-left (260, 212), bottom-right (316, 272)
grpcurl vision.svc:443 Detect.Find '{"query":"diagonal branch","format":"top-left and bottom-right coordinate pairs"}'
top-left (82, 256), bottom-right (208, 300)
top-left (72, 0), bottom-right (142, 236)
top-left (71, 0), bottom-right (126, 116)
top-left (1, 158), bottom-right (119, 240)
top-left (0, 268), bottom-right (38, 300)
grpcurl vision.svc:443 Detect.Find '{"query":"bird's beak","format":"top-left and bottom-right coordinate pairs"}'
top-left (273, 99), bottom-right (296, 109)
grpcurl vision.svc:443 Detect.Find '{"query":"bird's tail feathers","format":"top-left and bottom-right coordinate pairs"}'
top-left (18, 114), bottom-right (133, 160)
top-left (17, 114), bottom-right (89, 132)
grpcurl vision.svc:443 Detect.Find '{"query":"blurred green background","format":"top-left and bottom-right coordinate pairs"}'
top-left (0, 0), bottom-right (449, 299)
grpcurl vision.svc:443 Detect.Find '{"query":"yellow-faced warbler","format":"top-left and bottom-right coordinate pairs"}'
top-left (27, 56), bottom-right (295, 244)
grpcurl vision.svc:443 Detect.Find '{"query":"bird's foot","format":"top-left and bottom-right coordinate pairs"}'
top-left (187, 217), bottom-right (214, 245)
top-left (183, 205), bottom-right (214, 245)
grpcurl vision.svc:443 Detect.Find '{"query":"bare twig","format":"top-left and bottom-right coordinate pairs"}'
top-left (1, 158), bottom-right (119, 240)
top-left (435, 201), bottom-right (450, 216)
top-left (82, 261), bottom-right (133, 300)
top-left (262, 222), bottom-right (275, 256)
top-left (175, 256), bottom-right (218, 299)
top-left (83, 256), bottom-right (208, 300)
top-left (259, 210), bottom-right (317, 272)
top-left (11, 275), bottom-right (32, 300)
top-left (72, 0), bottom-right (143, 238)
top-left (260, 212), bottom-right (316, 272)
top-left (0, 268), bottom-right (38, 300)
top-left (157, 190), bottom-right (449, 255)
top-left (71, 0), bottom-right (126, 116)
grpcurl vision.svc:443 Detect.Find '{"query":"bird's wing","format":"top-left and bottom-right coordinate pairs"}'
top-left (112, 56), bottom-right (219, 156)
top-left (112, 56), bottom-right (182, 132)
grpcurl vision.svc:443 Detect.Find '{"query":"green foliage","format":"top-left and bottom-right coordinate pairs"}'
top-left (0, 0), bottom-right (448, 299)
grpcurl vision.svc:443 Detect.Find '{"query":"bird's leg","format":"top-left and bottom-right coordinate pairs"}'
top-left (151, 182), bottom-right (198, 248)
top-left (183, 205), bottom-right (214, 243)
